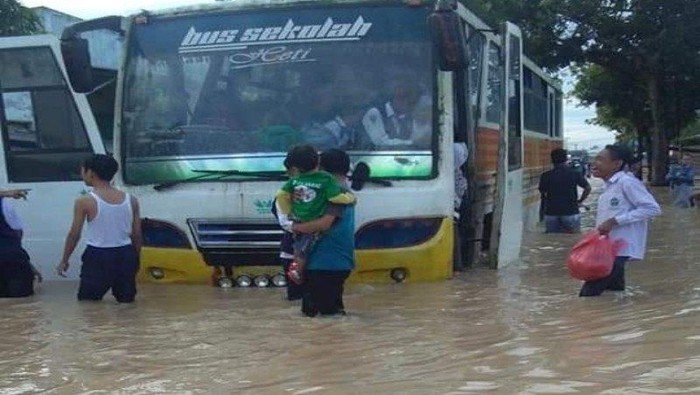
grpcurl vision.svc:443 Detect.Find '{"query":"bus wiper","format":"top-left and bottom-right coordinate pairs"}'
top-left (153, 169), bottom-right (286, 191)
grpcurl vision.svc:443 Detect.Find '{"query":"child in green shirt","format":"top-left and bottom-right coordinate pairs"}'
top-left (276, 145), bottom-right (355, 282)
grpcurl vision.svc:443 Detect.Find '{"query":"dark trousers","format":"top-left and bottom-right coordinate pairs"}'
top-left (302, 270), bottom-right (350, 317)
top-left (579, 256), bottom-right (629, 297)
top-left (281, 257), bottom-right (303, 301)
top-left (78, 245), bottom-right (139, 303)
top-left (0, 260), bottom-right (34, 298)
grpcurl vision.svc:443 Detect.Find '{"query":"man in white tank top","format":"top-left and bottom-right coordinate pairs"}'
top-left (56, 155), bottom-right (143, 303)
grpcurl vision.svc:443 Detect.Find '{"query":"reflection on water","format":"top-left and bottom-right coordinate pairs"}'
top-left (1, 184), bottom-right (699, 394)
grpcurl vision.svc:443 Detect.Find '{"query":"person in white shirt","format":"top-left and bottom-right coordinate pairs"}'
top-left (57, 155), bottom-right (142, 303)
top-left (360, 84), bottom-right (420, 149)
top-left (453, 142), bottom-right (469, 271)
top-left (580, 144), bottom-right (661, 297)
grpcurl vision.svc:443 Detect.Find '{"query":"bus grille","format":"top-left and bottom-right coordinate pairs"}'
top-left (188, 219), bottom-right (283, 249)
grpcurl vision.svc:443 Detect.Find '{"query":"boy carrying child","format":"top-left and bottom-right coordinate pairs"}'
top-left (275, 145), bottom-right (355, 283)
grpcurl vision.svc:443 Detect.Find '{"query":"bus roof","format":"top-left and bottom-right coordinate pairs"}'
top-left (128, 0), bottom-right (561, 92)
top-left (133, 0), bottom-right (426, 19)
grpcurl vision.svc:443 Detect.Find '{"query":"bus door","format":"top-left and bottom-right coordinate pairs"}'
top-left (489, 23), bottom-right (524, 268)
top-left (0, 35), bottom-right (104, 280)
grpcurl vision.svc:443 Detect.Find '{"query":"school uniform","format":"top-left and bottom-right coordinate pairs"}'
top-left (0, 198), bottom-right (33, 298)
top-left (361, 102), bottom-right (413, 148)
top-left (78, 192), bottom-right (139, 303)
top-left (579, 172), bottom-right (661, 296)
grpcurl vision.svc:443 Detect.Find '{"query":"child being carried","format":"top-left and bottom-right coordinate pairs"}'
top-left (275, 145), bottom-right (355, 283)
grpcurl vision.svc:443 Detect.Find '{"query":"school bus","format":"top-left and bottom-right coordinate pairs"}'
top-left (59, 0), bottom-right (563, 286)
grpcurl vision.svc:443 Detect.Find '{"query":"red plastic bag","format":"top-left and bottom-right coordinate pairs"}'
top-left (567, 232), bottom-right (626, 281)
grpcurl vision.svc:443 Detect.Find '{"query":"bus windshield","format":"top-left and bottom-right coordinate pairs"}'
top-left (121, 5), bottom-right (435, 185)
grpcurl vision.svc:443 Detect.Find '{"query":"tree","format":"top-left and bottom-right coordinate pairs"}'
top-left (564, 0), bottom-right (700, 184)
top-left (0, 0), bottom-right (42, 37)
top-left (462, 0), bottom-right (700, 185)
top-left (573, 64), bottom-right (654, 179)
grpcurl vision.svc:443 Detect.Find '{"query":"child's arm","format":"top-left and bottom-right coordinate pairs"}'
top-left (293, 214), bottom-right (336, 234)
top-left (276, 179), bottom-right (296, 215)
top-left (275, 189), bottom-right (293, 215)
top-left (325, 176), bottom-right (355, 205)
top-left (131, 196), bottom-right (143, 255)
top-left (56, 197), bottom-right (89, 277)
top-left (328, 191), bottom-right (355, 205)
top-left (273, 198), bottom-right (294, 232)
top-left (293, 205), bottom-right (344, 234)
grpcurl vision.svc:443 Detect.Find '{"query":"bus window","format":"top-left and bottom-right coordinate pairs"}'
top-left (119, 7), bottom-right (437, 185)
top-left (0, 47), bottom-right (92, 182)
top-left (507, 34), bottom-right (522, 170)
top-left (467, 29), bottom-right (484, 127)
top-left (485, 42), bottom-right (501, 124)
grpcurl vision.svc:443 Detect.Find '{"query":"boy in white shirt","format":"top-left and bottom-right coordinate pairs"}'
top-left (581, 145), bottom-right (661, 296)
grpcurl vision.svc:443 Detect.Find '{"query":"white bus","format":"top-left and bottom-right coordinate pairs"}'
top-left (59, 0), bottom-right (563, 286)
top-left (0, 35), bottom-right (106, 280)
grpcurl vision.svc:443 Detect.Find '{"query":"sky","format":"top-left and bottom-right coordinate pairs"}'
top-left (22, 0), bottom-right (616, 150)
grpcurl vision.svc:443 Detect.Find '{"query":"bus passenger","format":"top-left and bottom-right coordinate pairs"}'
top-left (410, 94), bottom-right (433, 149)
top-left (56, 155), bottom-right (143, 303)
top-left (275, 145), bottom-right (356, 283)
top-left (0, 193), bottom-right (42, 298)
top-left (303, 93), bottom-right (366, 151)
top-left (360, 84), bottom-right (419, 149)
top-left (292, 149), bottom-right (356, 317)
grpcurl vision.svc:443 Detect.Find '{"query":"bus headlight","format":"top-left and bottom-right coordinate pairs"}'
top-left (271, 273), bottom-right (287, 287)
top-left (355, 217), bottom-right (443, 250)
top-left (236, 275), bottom-right (252, 287)
top-left (253, 275), bottom-right (270, 288)
top-left (149, 267), bottom-right (165, 280)
top-left (217, 276), bottom-right (233, 288)
top-left (390, 268), bottom-right (408, 283)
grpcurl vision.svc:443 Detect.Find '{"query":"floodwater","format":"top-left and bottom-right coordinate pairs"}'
top-left (2, 183), bottom-right (699, 394)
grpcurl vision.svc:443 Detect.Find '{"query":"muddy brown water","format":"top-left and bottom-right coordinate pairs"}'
top-left (1, 182), bottom-right (699, 394)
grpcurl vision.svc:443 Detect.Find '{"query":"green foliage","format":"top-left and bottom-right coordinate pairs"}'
top-left (680, 120), bottom-right (700, 140)
top-left (0, 0), bottom-right (43, 36)
top-left (573, 64), bottom-right (652, 140)
top-left (460, 0), bottom-right (700, 184)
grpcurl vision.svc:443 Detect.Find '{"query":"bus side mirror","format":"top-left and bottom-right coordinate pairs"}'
top-left (428, 2), bottom-right (468, 71)
top-left (351, 162), bottom-right (370, 191)
top-left (61, 37), bottom-right (94, 93)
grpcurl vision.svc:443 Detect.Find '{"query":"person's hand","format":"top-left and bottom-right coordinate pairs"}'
top-left (31, 265), bottom-right (43, 283)
top-left (597, 218), bottom-right (618, 235)
top-left (281, 219), bottom-right (294, 233)
top-left (4, 189), bottom-right (29, 200)
top-left (56, 260), bottom-right (69, 277)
